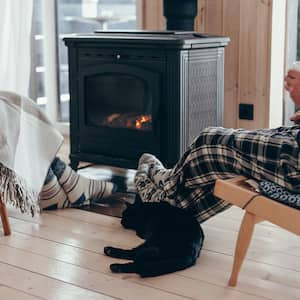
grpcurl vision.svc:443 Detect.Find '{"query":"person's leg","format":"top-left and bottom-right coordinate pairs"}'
top-left (50, 157), bottom-right (116, 205)
top-left (135, 126), bottom-right (300, 223)
top-left (39, 168), bottom-right (69, 210)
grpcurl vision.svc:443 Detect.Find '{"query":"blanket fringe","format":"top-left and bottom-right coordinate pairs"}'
top-left (0, 164), bottom-right (40, 216)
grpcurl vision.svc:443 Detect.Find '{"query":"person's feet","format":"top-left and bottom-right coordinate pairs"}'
top-left (135, 154), bottom-right (175, 205)
top-left (137, 153), bottom-right (172, 188)
top-left (50, 157), bottom-right (117, 206)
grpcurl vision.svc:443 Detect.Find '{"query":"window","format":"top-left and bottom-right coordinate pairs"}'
top-left (30, 0), bottom-right (137, 123)
top-left (283, 0), bottom-right (299, 125)
top-left (56, 0), bottom-right (137, 122)
top-left (30, 0), bottom-right (46, 110)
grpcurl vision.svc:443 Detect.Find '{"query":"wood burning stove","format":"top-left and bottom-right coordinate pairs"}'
top-left (64, 31), bottom-right (229, 169)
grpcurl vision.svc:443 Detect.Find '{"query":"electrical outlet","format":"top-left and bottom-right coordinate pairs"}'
top-left (239, 103), bottom-right (254, 120)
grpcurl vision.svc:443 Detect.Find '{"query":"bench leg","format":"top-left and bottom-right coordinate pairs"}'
top-left (229, 211), bottom-right (258, 286)
top-left (0, 195), bottom-right (11, 236)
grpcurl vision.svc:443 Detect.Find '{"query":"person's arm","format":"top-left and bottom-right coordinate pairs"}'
top-left (290, 111), bottom-right (300, 124)
top-left (284, 68), bottom-right (300, 123)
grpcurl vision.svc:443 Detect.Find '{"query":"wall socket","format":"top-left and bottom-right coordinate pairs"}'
top-left (239, 103), bottom-right (254, 120)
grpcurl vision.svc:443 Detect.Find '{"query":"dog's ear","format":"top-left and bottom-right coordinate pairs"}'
top-left (134, 193), bottom-right (143, 204)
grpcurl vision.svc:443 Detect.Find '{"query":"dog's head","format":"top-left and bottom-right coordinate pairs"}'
top-left (121, 195), bottom-right (144, 230)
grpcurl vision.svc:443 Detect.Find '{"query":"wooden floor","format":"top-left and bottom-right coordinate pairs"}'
top-left (0, 206), bottom-right (299, 300)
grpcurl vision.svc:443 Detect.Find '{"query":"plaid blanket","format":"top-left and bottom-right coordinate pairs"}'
top-left (135, 127), bottom-right (300, 223)
top-left (0, 91), bottom-right (63, 215)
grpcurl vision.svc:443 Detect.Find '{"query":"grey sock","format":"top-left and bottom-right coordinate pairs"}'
top-left (44, 167), bottom-right (55, 185)
top-left (51, 157), bottom-right (67, 179)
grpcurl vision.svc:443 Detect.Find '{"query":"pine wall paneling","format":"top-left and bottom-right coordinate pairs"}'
top-left (137, 0), bottom-right (276, 129)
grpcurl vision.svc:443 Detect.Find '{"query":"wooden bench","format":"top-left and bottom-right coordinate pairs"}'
top-left (0, 195), bottom-right (11, 236)
top-left (213, 176), bottom-right (300, 286)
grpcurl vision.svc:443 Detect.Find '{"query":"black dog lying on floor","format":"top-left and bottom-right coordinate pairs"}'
top-left (104, 195), bottom-right (205, 277)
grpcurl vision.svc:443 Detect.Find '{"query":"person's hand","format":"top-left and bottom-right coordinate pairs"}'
top-left (290, 111), bottom-right (300, 125)
top-left (285, 69), bottom-right (300, 106)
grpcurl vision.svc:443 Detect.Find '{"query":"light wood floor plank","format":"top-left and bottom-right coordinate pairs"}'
top-left (3, 207), bottom-right (299, 300)
top-left (47, 208), bottom-right (300, 248)
top-left (8, 213), bottom-right (300, 274)
top-left (205, 213), bottom-right (300, 245)
top-left (9, 210), bottom-right (299, 271)
top-left (0, 243), bottom-right (265, 300)
top-left (218, 207), bottom-right (278, 229)
top-left (2, 217), bottom-right (300, 298)
top-left (3, 223), bottom-right (300, 286)
top-left (0, 285), bottom-right (43, 300)
top-left (45, 209), bottom-right (122, 229)
top-left (0, 229), bottom-right (299, 300)
top-left (181, 253), bottom-right (300, 300)
top-left (9, 209), bottom-right (140, 245)
top-left (0, 262), bottom-right (115, 300)
top-left (0, 244), bottom-right (189, 300)
top-left (10, 217), bottom-right (140, 251)
top-left (49, 208), bottom-right (300, 258)
top-left (202, 226), bottom-right (299, 269)
top-left (10, 208), bottom-right (299, 252)
top-left (8, 206), bottom-right (291, 241)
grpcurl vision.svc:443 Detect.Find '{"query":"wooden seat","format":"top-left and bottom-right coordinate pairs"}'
top-left (0, 195), bottom-right (11, 236)
top-left (213, 176), bottom-right (300, 286)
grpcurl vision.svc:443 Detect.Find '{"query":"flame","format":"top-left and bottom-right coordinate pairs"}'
top-left (135, 115), bottom-right (152, 129)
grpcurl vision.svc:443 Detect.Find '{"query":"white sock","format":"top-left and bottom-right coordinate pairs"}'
top-left (138, 153), bottom-right (173, 187)
top-left (51, 157), bottom-right (116, 205)
top-left (39, 168), bottom-right (70, 210)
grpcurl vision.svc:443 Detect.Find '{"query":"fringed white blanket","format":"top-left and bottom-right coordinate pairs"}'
top-left (0, 91), bottom-right (63, 215)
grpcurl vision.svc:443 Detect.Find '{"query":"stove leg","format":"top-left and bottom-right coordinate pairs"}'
top-left (70, 158), bottom-right (79, 170)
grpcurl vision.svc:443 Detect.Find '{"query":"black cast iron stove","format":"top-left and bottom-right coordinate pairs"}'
top-left (64, 30), bottom-right (229, 169)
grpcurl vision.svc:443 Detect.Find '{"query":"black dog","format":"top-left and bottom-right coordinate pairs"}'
top-left (104, 196), bottom-right (204, 277)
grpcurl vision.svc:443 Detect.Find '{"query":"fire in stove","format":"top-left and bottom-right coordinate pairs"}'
top-left (90, 113), bottom-right (152, 131)
top-left (135, 115), bottom-right (152, 130)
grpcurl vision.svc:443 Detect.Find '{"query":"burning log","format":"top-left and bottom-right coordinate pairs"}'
top-left (89, 113), bottom-right (152, 131)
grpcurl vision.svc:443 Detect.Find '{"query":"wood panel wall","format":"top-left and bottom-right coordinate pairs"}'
top-left (137, 0), bottom-right (274, 129)
top-left (136, 0), bottom-right (165, 30)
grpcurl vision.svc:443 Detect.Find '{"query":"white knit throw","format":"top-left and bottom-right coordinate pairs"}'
top-left (0, 91), bottom-right (63, 215)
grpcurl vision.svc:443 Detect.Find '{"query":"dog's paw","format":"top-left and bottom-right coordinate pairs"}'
top-left (110, 263), bottom-right (123, 273)
top-left (104, 246), bottom-right (115, 256)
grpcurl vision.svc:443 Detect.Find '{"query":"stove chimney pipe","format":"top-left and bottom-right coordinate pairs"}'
top-left (163, 0), bottom-right (198, 31)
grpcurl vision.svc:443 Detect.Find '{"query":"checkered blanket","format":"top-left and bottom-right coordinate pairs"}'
top-left (135, 127), bottom-right (300, 223)
top-left (0, 91), bottom-right (63, 215)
